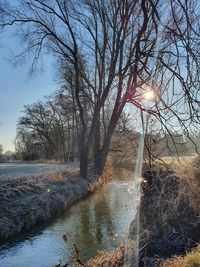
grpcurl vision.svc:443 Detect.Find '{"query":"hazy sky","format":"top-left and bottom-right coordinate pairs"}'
top-left (0, 30), bottom-right (57, 152)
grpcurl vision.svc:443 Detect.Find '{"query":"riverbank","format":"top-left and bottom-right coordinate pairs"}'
top-left (85, 157), bottom-right (200, 267)
top-left (128, 158), bottom-right (200, 266)
top-left (0, 166), bottom-right (113, 242)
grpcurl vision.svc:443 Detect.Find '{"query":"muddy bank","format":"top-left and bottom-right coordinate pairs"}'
top-left (0, 169), bottom-right (112, 242)
top-left (129, 166), bottom-right (200, 267)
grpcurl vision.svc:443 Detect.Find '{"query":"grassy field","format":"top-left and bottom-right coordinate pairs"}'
top-left (0, 162), bottom-right (79, 180)
top-left (158, 155), bottom-right (197, 166)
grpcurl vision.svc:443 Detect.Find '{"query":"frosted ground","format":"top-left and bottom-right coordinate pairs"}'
top-left (0, 163), bottom-right (77, 180)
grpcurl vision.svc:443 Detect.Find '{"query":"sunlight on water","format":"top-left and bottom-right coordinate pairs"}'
top-left (133, 134), bottom-right (144, 267)
top-left (123, 133), bottom-right (144, 267)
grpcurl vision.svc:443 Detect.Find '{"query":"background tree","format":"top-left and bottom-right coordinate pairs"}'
top-left (0, 144), bottom-right (3, 162)
top-left (15, 89), bottom-right (80, 161)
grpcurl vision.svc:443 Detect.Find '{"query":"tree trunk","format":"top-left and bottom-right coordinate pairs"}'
top-left (96, 118), bottom-right (118, 175)
top-left (80, 149), bottom-right (88, 178)
top-left (93, 111), bottom-right (101, 172)
top-left (79, 126), bottom-right (88, 178)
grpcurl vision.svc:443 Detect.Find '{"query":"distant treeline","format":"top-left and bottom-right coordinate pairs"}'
top-left (11, 88), bottom-right (199, 164)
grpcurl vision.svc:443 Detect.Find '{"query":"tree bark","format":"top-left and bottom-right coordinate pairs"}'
top-left (93, 111), bottom-right (101, 172)
top-left (96, 117), bottom-right (118, 175)
top-left (79, 128), bottom-right (88, 178)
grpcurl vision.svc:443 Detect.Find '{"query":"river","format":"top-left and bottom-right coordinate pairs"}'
top-left (0, 170), bottom-right (140, 267)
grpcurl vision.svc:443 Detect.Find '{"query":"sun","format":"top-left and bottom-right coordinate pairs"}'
top-left (142, 89), bottom-right (155, 101)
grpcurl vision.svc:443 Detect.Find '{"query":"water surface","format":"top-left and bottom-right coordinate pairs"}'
top-left (0, 171), bottom-right (140, 267)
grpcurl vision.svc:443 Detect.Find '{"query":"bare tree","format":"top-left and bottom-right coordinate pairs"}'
top-left (1, 0), bottom-right (200, 177)
top-left (0, 144), bottom-right (3, 161)
top-left (16, 90), bottom-right (79, 161)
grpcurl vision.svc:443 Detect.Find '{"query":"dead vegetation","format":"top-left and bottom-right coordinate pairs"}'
top-left (127, 156), bottom-right (200, 266)
top-left (159, 245), bottom-right (200, 267)
top-left (157, 157), bottom-right (200, 267)
top-left (0, 165), bottom-right (112, 241)
top-left (53, 244), bottom-right (125, 267)
top-left (86, 245), bottom-right (125, 267)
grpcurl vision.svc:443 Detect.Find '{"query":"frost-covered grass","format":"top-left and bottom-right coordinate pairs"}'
top-left (0, 166), bottom-right (111, 241)
top-left (0, 162), bottom-right (78, 180)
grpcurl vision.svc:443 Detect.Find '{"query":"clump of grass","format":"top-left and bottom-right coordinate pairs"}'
top-left (47, 170), bottom-right (71, 182)
top-left (160, 245), bottom-right (200, 267)
top-left (86, 245), bottom-right (125, 267)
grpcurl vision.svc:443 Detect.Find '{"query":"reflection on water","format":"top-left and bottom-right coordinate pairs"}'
top-left (0, 171), bottom-right (140, 267)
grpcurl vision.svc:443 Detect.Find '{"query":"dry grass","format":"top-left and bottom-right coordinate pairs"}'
top-left (86, 245), bottom-right (125, 267)
top-left (160, 245), bottom-right (200, 267)
top-left (148, 155), bottom-right (200, 217)
top-left (126, 155), bottom-right (200, 266)
top-left (159, 155), bottom-right (197, 166)
top-left (112, 155), bottom-right (198, 174)
top-left (171, 156), bottom-right (200, 217)
top-left (0, 163), bottom-right (113, 241)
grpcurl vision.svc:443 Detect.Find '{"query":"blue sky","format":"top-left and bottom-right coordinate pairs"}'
top-left (0, 30), bottom-right (57, 152)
